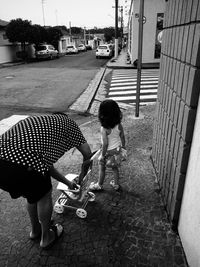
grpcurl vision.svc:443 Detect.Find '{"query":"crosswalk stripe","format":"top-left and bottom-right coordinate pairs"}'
top-left (112, 77), bottom-right (158, 81)
top-left (110, 85), bottom-right (158, 90)
top-left (109, 89), bottom-right (157, 95)
top-left (111, 81), bottom-right (158, 86)
top-left (107, 69), bottom-right (159, 105)
top-left (112, 72), bottom-right (159, 76)
top-left (109, 95), bottom-right (157, 101)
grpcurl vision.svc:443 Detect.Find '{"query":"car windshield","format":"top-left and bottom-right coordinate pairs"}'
top-left (67, 46), bottom-right (74, 48)
top-left (35, 45), bottom-right (46, 51)
top-left (98, 46), bottom-right (108, 50)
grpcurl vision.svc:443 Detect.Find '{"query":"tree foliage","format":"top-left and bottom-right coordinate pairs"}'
top-left (6, 18), bottom-right (32, 49)
top-left (6, 18), bottom-right (117, 53)
top-left (70, 27), bottom-right (82, 35)
top-left (27, 24), bottom-right (47, 45)
top-left (6, 19), bottom-right (63, 50)
top-left (46, 27), bottom-right (63, 49)
top-left (104, 27), bottom-right (115, 42)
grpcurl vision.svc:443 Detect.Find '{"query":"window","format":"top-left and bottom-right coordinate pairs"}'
top-left (154, 13), bottom-right (164, 59)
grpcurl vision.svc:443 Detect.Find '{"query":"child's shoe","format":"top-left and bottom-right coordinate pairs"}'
top-left (89, 182), bottom-right (103, 191)
top-left (110, 180), bottom-right (120, 190)
top-left (121, 148), bottom-right (127, 161)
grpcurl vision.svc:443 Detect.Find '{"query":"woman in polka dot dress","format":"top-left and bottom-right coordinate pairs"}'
top-left (0, 113), bottom-right (92, 249)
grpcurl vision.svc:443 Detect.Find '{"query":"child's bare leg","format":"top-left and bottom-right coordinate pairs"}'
top-left (99, 163), bottom-right (106, 186)
top-left (112, 167), bottom-right (119, 185)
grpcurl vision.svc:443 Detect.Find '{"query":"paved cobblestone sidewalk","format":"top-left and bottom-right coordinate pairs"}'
top-left (0, 50), bottom-right (188, 266)
top-left (0, 104), bottom-right (188, 267)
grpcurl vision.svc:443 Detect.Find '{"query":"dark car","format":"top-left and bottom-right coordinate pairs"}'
top-left (85, 45), bottom-right (92, 50)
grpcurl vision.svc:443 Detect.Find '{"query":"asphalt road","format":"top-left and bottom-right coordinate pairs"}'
top-left (0, 50), bottom-right (108, 121)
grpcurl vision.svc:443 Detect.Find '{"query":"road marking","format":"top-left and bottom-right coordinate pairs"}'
top-left (107, 69), bottom-right (159, 105)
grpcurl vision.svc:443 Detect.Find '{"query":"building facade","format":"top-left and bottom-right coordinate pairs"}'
top-left (0, 19), bottom-right (20, 64)
top-left (150, 0), bottom-right (200, 266)
top-left (128, 0), bottom-right (200, 265)
top-left (127, 0), bottom-right (165, 64)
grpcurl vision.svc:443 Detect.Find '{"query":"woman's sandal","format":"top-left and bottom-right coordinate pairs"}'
top-left (40, 224), bottom-right (63, 250)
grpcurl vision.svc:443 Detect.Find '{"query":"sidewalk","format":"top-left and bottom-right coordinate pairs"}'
top-left (0, 51), bottom-right (188, 266)
top-left (107, 49), bottom-right (160, 69)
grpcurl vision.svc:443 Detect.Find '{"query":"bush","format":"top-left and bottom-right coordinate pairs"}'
top-left (16, 51), bottom-right (28, 60)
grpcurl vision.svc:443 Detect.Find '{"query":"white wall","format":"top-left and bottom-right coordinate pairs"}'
top-left (178, 95), bottom-right (200, 267)
top-left (0, 45), bottom-right (19, 64)
top-left (129, 0), bottom-right (165, 64)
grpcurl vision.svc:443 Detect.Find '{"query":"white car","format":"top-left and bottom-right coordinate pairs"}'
top-left (66, 45), bottom-right (78, 54)
top-left (78, 44), bottom-right (86, 52)
top-left (35, 44), bottom-right (59, 60)
top-left (96, 44), bottom-right (114, 59)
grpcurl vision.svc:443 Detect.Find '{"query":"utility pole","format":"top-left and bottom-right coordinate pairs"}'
top-left (120, 6), bottom-right (123, 47)
top-left (41, 0), bottom-right (46, 26)
top-left (69, 21), bottom-right (71, 35)
top-left (135, 0), bottom-right (144, 117)
top-left (84, 27), bottom-right (86, 45)
top-left (55, 9), bottom-right (58, 26)
top-left (115, 0), bottom-right (119, 58)
top-left (69, 21), bottom-right (72, 43)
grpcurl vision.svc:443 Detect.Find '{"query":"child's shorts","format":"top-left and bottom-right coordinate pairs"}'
top-left (0, 159), bottom-right (52, 204)
top-left (99, 147), bottom-right (123, 168)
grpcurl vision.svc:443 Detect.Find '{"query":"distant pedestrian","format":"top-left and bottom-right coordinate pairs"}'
top-left (89, 99), bottom-right (127, 191)
top-left (0, 113), bottom-right (92, 249)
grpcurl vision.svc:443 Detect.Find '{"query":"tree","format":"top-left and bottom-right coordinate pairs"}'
top-left (6, 19), bottom-right (64, 58)
top-left (70, 27), bottom-right (82, 35)
top-left (28, 24), bottom-right (48, 45)
top-left (104, 27), bottom-right (115, 43)
top-left (46, 27), bottom-right (63, 50)
top-left (6, 18), bottom-right (32, 51)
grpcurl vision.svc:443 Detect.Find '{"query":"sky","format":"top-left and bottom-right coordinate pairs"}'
top-left (0, 0), bottom-right (129, 29)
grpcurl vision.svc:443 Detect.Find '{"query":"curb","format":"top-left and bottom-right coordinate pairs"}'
top-left (0, 61), bottom-right (24, 68)
top-left (69, 67), bottom-right (106, 114)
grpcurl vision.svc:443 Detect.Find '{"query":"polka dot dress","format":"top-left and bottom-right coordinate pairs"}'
top-left (0, 114), bottom-right (86, 174)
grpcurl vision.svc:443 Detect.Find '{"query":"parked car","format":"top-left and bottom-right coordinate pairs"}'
top-left (35, 44), bottom-right (59, 60)
top-left (85, 44), bottom-right (92, 50)
top-left (66, 45), bottom-right (78, 54)
top-left (109, 44), bottom-right (121, 56)
top-left (96, 44), bottom-right (114, 59)
top-left (78, 44), bottom-right (87, 52)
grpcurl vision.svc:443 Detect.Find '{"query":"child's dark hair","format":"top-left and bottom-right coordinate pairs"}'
top-left (98, 99), bottom-right (122, 129)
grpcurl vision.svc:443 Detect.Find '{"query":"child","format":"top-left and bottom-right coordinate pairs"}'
top-left (90, 99), bottom-right (126, 191)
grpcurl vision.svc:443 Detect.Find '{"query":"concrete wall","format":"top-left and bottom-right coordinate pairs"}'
top-left (178, 93), bottom-right (200, 267)
top-left (0, 29), bottom-right (20, 63)
top-left (0, 45), bottom-right (19, 64)
top-left (128, 0), bottom-right (165, 64)
top-left (152, 0), bottom-right (200, 231)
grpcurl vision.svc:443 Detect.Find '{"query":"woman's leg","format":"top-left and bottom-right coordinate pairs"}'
top-left (26, 202), bottom-right (41, 239)
top-left (37, 189), bottom-right (54, 247)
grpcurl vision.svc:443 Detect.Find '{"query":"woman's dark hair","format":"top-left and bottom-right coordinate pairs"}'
top-left (98, 99), bottom-right (122, 129)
